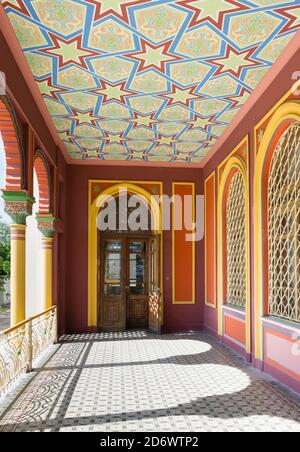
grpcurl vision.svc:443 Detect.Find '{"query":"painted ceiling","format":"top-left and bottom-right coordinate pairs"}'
top-left (3, 0), bottom-right (300, 164)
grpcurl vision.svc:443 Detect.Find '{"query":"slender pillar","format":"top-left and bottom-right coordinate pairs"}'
top-left (41, 237), bottom-right (53, 311)
top-left (2, 191), bottom-right (35, 326)
top-left (37, 214), bottom-right (55, 311)
top-left (10, 224), bottom-right (26, 325)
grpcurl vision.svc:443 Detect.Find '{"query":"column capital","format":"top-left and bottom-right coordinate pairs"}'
top-left (36, 214), bottom-right (56, 238)
top-left (2, 190), bottom-right (35, 225)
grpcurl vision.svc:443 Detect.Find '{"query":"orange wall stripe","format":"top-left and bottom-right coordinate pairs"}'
top-left (204, 172), bottom-right (216, 308)
top-left (224, 315), bottom-right (246, 346)
top-left (172, 182), bottom-right (195, 305)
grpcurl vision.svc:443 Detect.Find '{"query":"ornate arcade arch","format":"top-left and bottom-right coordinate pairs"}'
top-left (33, 150), bottom-right (55, 312)
top-left (0, 95), bottom-right (24, 191)
top-left (34, 150), bottom-right (52, 215)
top-left (254, 101), bottom-right (300, 361)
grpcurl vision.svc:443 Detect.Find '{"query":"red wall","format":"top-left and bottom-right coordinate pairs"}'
top-left (203, 38), bottom-right (300, 349)
top-left (65, 165), bottom-right (204, 333)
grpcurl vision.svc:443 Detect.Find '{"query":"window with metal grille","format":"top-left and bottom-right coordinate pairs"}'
top-left (226, 171), bottom-right (247, 308)
top-left (268, 123), bottom-right (300, 322)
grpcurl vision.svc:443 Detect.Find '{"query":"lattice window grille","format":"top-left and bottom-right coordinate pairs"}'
top-left (226, 171), bottom-right (247, 308)
top-left (268, 123), bottom-right (300, 323)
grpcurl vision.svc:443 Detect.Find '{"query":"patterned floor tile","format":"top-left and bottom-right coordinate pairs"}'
top-left (0, 331), bottom-right (300, 432)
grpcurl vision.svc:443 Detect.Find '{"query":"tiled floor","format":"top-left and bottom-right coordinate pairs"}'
top-left (0, 331), bottom-right (300, 432)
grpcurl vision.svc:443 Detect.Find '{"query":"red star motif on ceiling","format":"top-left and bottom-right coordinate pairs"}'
top-left (161, 84), bottom-right (202, 108)
top-left (275, 6), bottom-right (300, 34)
top-left (224, 87), bottom-right (252, 108)
top-left (36, 76), bottom-right (67, 101)
top-left (84, 0), bottom-right (146, 23)
top-left (130, 112), bottom-right (158, 129)
top-left (206, 45), bottom-right (261, 78)
top-left (155, 134), bottom-right (177, 147)
top-left (102, 133), bottom-right (128, 145)
top-left (38, 33), bottom-right (97, 69)
top-left (91, 80), bottom-right (134, 104)
top-left (69, 109), bottom-right (102, 127)
top-left (173, 155), bottom-right (190, 161)
top-left (62, 136), bottom-right (76, 145)
top-left (186, 113), bottom-right (223, 131)
top-left (176, 0), bottom-right (249, 29)
top-left (2, 0), bottom-right (31, 16)
top-left (127, 39), bottom-right (183, 74)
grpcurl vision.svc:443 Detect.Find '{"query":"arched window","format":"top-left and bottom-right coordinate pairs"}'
top-left (226, 171), bottom-right (247, 308)
top-left (268, 123), bottom-right (300, 322)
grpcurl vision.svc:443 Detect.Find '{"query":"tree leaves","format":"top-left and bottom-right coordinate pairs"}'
top-left (0, 219), bottom-right (10, 291)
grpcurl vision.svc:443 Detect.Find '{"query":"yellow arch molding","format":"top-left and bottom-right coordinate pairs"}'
top-left (217, 156), bottom-right (251, 354)
top-left (254, 101), bottom-right (300, 361)
top-left (88, 182), bottom-right (163, 327)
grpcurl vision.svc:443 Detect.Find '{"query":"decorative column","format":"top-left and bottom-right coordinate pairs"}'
top-left (2, 191), bottom-right (34, 326)
top-left (36, 214), bottom-right (55, 311)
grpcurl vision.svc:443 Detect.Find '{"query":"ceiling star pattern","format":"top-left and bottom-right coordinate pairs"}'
top-left (3, 0), bottom-right (300, 164)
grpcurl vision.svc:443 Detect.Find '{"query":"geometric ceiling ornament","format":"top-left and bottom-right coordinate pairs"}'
top-left (3, 0), bottom-right (300, 164)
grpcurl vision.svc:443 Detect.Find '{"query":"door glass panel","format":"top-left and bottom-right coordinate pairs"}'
top-left (129, 241), bottom-right (146, 294)
top-left (130, 241), bottom-right (146, 253)
top-left (105, 240), bottom-right (122, 252)
top-left (150, 247), bottom-right (155, 292)
top-left (104, 240), bottom-right (121, 296)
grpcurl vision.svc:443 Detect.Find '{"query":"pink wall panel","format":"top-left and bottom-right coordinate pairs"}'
top-left (265, 330), bottom-right (300, 382)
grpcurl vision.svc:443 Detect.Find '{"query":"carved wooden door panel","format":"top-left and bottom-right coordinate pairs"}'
top-left (148, 236), bottom-right (161, 334)
top-left (126, 239), bottom-right (149, 329)
top-left (100, 238), bottom-right (126, 331)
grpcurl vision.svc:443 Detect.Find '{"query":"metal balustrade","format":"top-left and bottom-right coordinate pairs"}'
top-left (0, 306), bottom-right (57, 395)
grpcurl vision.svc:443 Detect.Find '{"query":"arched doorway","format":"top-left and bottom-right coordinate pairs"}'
top-left (89, 183), bottom-right (162, 333)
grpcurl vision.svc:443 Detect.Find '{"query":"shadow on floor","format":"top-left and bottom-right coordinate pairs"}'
top-left (0, 332), bottom-right (300, 432)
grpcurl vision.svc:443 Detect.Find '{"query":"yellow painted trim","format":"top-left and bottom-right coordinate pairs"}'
top-left (253, 101), bottom-right (300, 360)
top-left (217, 150), bottom-right (251, 354)
top-left (88, 180), bottom-right (163, 328)
top-left (204, 172), bottom-right (216, 308)
top-left (217, 136), bottom-right (249, 182)
top-left (172, 182), bottom-right (196, 305)
top-left (10, 224), bottom-right (26, 326)
top-left (42, 237), bottom-right (53, 311)
top-left (254, 79), bottom-right (300, 154)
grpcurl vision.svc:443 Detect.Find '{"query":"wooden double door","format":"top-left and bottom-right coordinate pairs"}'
top-left (99, 235), bottom-right (161, 332)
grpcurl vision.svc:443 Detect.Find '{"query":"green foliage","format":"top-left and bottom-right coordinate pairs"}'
top-left (0, 219), bottom-right (10, 291)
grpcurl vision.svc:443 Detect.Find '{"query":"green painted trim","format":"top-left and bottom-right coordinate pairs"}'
top-left (2, 190), bottom-right (35, 224)
top-left (36, 214), bottom-right (56, 237)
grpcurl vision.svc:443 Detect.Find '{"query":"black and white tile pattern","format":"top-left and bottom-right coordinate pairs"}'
top-left (0, 331), bottom-right (300, 432)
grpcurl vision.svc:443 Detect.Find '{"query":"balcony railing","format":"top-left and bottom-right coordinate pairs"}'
top-left (0, 306), bottom-right (57, 395)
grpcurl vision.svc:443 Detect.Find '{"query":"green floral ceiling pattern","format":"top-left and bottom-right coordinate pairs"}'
top-left (3, 0), bottom-right (300, 163)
